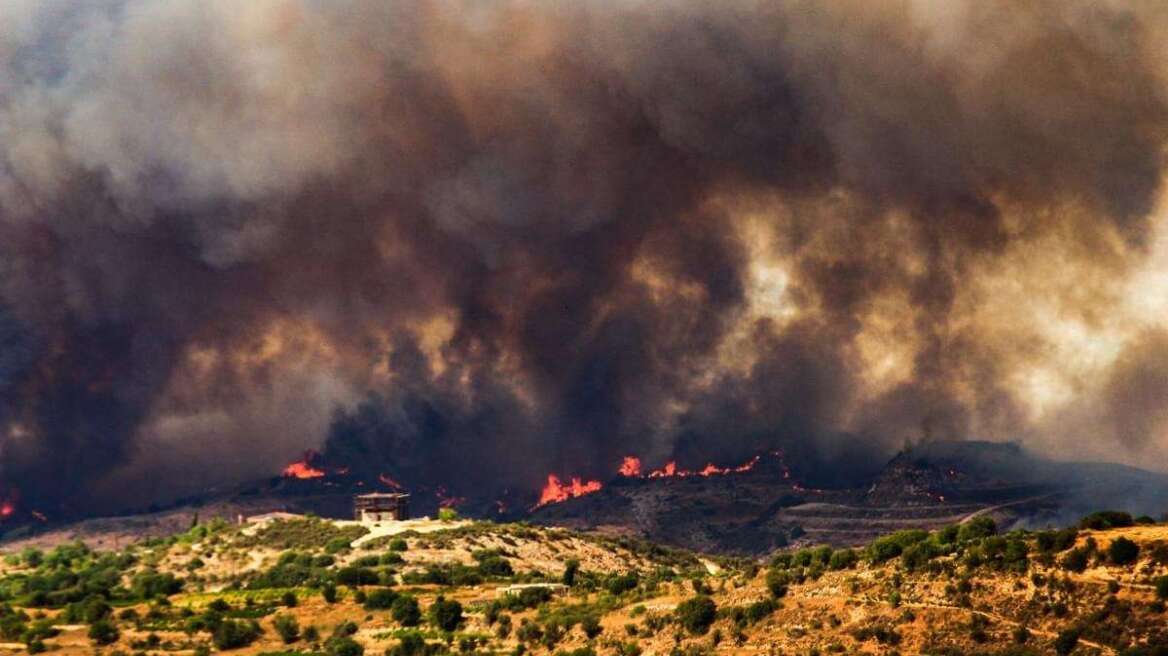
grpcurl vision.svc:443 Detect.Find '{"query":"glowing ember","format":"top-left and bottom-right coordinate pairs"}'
top-left (282, 450), bottom-right (326, 479)
top-left (618, 456), bottom-right (642, 477)
top-left (379, 473), bottom-right (405, 490)
top-left (534, 474), bottom-right (603, 508)
top-left (435, 486), bottom-right (466, 508)
top-left (648, 461), bottom-right (678, 478)
top-left (0, 500), bottom-right (13, 519)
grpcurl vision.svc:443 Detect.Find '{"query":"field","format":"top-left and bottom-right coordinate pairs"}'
top-left (0, 511), bottom-right (1165, 655)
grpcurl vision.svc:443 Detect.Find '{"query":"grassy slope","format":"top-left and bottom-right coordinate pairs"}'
top-left (0, 515), bottom-right (1166, 655)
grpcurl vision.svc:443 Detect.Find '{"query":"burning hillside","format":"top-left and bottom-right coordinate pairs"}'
top-left (0, 1), bottom-right (1167, 521)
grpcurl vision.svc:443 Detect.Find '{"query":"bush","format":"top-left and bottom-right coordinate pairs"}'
top-left (274, 613), bottom-right (300, 643)
top-left (282, 590), bottom-right (299, 607)
top-left (958, 517), bottom-right (997, 541)
top-left (325, 635), bottom-right (365, 656)
top-left (868, 530), bottom-right (929, 562)
top-left (829, 549), bottom-right (858, 570)
top-left (1108, 537), bottom-right (1140, 565)
top-left (336, 567), bottom-right (379, 586)
top-left (563, 559), bottom-right (580, 587)
top-left (388, 538), bottom-right (408, 552)
top-left (1053, 628), bottom-right (1080, 656)
top-left (1080, 511), bottom-right (1134, 530)
top-left (213, 619), bottom-right (262, 650)
top-left (437, 508), bottom-right (459, 521)
top-left (88, 619), bottom-right (119, 645)
top-left (1061, 548), bottom-right (1090, 573)
top-left (323, 582), bottom-right (339, 603)
top-left (1155, 576), bottom-right (1168, 600)
top-left (388, 632), bottom-right (428, 656)
top-left (392, 595), bottom-right (422, 626)
top-left (1036, 528), bottom-right (1079, 553)
top-left (364, 588), bottom-right (398, 610)
top-left (765, 569), bottom-right (789, 599)
top-left (428, 596), bottom-right (463, 632)
top-left (676, 595), bottom-right (717, 635)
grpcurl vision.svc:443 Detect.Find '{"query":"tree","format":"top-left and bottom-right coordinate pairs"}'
top-left (274, 613), bottom-right (300, 643)
top-left (582, 614), bottom-right (602, 639)
top-left (322, 582), bottom-right (339, 603)
top-left (88, 619), bottom-right (119, 646)
top-left (428, 596), bottom-right (463, 632)
top-left (392, 595), bottom-right (421, 626)
top-left (1155, 576), bottom-right (1168, 600)
top-left (438, 508), bottom-right (459, 521)
top-left (282, 590), bottom-right (299, 607)
top-left (563, 559), bottom-right (580, 587)
top-left (958, 517), bottom-right (996, 542)
top-left (676, 595), bottom-right (717, 636)
top-left (1108, 537), bottom-right (1140, 565)
top-left (1053, 628), bottom-right (1080, 656)
top-left (325, 635), bottom-right (364, 656)
top-left (765, 569), bottom-right (789, 598)
top-left (213, 619), bottom-right (261, 650)
top-left (363, 588), bottom-right (398, 610)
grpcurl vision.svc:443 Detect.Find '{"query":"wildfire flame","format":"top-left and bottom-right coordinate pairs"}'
top-left (618, 456), bottom-right (642, 477)
top-left (640, 454), bottom-right (761, 479)
top-left (534, 474), bottom-right (603, 508)
top-left (282, 450), bottom-right (326, 479)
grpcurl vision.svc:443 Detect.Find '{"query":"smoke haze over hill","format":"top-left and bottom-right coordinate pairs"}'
top-left (1, 0), bottom-right (1168, 516)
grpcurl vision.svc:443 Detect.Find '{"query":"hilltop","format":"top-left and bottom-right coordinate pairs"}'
top-left (0, 510), bottom-right (1165, 654)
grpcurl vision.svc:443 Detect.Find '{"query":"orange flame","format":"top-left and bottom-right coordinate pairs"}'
top-left (533, 474), bottom-right (603, 508)
top-left (642, 454), bottom-right (762, 478)
top-left (618, 456), bottom-right (642, 477)
top-left (282, 450), bottom-right (326, 479)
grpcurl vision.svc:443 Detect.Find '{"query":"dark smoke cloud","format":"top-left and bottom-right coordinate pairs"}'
top-left (0, 0), bottom-right (1167, 515)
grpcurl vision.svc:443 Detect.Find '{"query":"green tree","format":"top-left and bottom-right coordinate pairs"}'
top-left (676, 595), bottom-right (717, 636)
top-left (1108, 537), bottom-right (1140, 565)
top-left (392, 595), bottom-right (421, 626)
top-left (563, 559), bottom-right (580, 587)
top-left (274, 613), bottom-right (300, 643)
top-left (88, 619), bottom-right (119, 646)
top-left (428, 596), bottom-right (463, 632)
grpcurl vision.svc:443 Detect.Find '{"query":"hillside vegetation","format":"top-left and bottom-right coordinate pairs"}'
top-left (0, 511), bottom-right (1166, 655)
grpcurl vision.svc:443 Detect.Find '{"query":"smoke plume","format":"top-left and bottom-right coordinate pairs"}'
top-left (1, 0), bottom-right (1167, 515)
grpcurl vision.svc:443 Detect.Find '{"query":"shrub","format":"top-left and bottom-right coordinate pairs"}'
top-left (392, 595), bottom-right (421, 626)
top-left (765, 569), bottom-right (789, 599)
top-left (1108, 537), bottom-right (1140, 565)
top-left (1080, 511), bottom-right (1134, 530)
top-left (437, 508), bottom-right (459, 521)
top-left (676, 595), bottom-right (717, 635)
top-left (322, 582), bottom-right (339, 603)
top-left (274, 613), bottom-right (300, 643)
top-left (388, 538), bottom-right (408, 552)
top-left (336, 567), bottom-right (379, 586)
top-left (563, 559), bottom-right (580, 587)
top-left (428, 596), bottom-right (463, 632)
top-left (1156, 576), bottom-right (1168, 600)
top-left (1053, 628), bottom-right (1080, 656)
top-left (582, 614), bottom-right (602, 638)
top-left (363, 588), bottom-right (398, 610)
top-left (212, 619), bottom-right (261, 650)
top-left (958, 517), bottom-right (997, 541)
top-left (325, 635), bottom-right (365, 656)
top-left (88, 619), bottom-right (119, 645)
top-left (829, 549), bottom-right (857, 570)
top-left (388, 632), bottom-right (428, 656)
top-left (869, 530), bottom-right (929, 563)
top-left (1036, 528), bottom-right (1078, 553)
top-left (282, 590), bottom-right (299, 607)
top-left (1061, 548), bottom-right (1090, 573)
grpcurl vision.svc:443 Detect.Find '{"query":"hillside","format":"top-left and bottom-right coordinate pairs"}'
top-left (0, 511), bottom-right (1165, 655)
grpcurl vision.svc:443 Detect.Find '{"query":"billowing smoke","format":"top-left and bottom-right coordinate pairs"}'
top-left (1, 0), bottom-right (1167, 516)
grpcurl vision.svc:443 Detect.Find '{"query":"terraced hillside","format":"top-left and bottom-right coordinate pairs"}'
top-left (0, 510), bottom-right (1167, 654)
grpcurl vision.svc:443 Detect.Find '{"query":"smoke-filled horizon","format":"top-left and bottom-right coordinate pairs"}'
top-left (1, 0), bottom-right (1167, 516)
